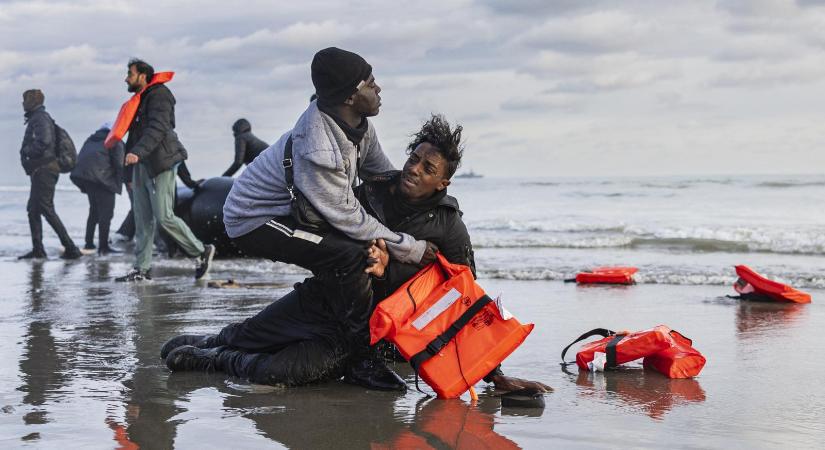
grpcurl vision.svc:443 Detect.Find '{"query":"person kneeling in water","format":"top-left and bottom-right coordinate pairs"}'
top-left (161, 115), bottom-right (550, 393)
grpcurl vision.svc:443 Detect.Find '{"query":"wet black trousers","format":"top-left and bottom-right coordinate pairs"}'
top-left (212, 280), bottom-right (349, 386)
top-left (232, 217), bottom-right (374, 356)
top-left (27, 169), bottom-right (76, 253)
top-left (83, 183), bottom-right (115, 249)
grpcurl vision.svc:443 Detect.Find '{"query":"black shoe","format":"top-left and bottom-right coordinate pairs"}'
top-left (165, 345), bottom-right (224, 372)
top-left (60, 246), bottom-right (83, 260)
top-left (195, 244), bottom-right (215, 280)
top-left (343, 357), bottom-right (407, 391)
top-left (98, 246), bottom-right (123, 256)
top-left (160, 334), bottom-right (217, 360)
top-left (84, 243), bottom-right (96, 250)
top-left (18, 250), bottom-right (47, 260)
top-left (115, 269), bottom-right (152, 282)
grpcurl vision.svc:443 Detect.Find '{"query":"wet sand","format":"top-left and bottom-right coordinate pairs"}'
top-left (0, 256), bottom-right (823, 449)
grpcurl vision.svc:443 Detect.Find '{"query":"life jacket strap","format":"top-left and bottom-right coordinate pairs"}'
top-left (560, 328), bottom-right (616, 367)
top-left (605, 334), bottom-right (626, 368)
top-left (409, 295), bottom-right (493, 374)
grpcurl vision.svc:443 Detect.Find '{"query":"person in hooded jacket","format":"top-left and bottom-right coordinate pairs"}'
top-left (221, 47), bottom-right (435, 391)
top-left (18, 89), bottom-right (82, 260)
top-left (70, 122), bottom-right (125, 255)
top-left (222, 118), bottom-right (269, 177)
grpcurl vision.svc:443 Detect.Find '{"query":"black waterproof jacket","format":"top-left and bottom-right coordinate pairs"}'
top-left (125, 83), bottom-right (187, 177)
top-left (20, 106), bottom-right (58, 175)
top-left (223, 120), bottom-right (269, 176)
top-left (70, 128), bottom-right (125, 194)
top-left (355, 171), bottom-right (476, 299)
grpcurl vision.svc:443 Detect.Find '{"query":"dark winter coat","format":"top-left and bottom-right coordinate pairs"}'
top-left (20, 106), bottom-right (59, 175)
top-left (70, 128), bottom-right (125, 194)
top-left (125, 83), bottom-right (187, 178)
top-left (223, 119), bottom-right (269, 177)
top-left (355, 171), bottom-right (476, 299)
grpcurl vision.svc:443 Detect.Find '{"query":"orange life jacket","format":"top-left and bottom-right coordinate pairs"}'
top-left (370, 253), bottom-right (533, 399)
top-left (733, 265), bottom-right (811, 304)
top-left (574, 266), bottom-right (638, 285)
top-left (104, 72), bottom-right (175, 149)
top-left (561, 325), bottom-right (705, 379)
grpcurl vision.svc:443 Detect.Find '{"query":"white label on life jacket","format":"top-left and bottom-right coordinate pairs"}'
top-left (494, 295), bottom-right (513, 320)
top-left (412, 288), bottom-right (462, 331)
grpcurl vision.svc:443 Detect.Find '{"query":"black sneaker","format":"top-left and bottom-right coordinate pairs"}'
top-left (160, 334), bottom-right (217, 360)
top-left (18, 249), bottom-right (47, 260)
top-left (195, 244), bottom-right (215, 280)
top-left (60, 246), bottom-right (83, 260)
top-left (165, 345), bottom-right (224, 372)
top-left (115, 269), bottom-right (152, 282)
top-left (84, 243), bottom-right (96, 250)
top-left (343, 357), bottom-right (407, 391)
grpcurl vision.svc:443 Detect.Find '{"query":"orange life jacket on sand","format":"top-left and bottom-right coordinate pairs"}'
top-left (561, 325), bottom-right (706, 379)
top-left (104, 72), bottom-right (175, 149)
top-left (370, 253), bottom-right (534, 399)
top-left (571, 266), bottom-right (638, 285)
top-left (733, 265), bottom-right (811, 304)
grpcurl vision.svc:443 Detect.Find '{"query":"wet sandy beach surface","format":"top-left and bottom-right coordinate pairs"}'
top-left (1, 256), bottom-right (823, 449)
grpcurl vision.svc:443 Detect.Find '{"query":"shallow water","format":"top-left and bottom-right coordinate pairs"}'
top-left (1, 256), bottom-right (823, 449)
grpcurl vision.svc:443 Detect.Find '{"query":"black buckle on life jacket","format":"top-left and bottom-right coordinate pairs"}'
top-left (426, 336), bottom-right (448, 355)
top-left (282, 158), bottom-right (293, 168)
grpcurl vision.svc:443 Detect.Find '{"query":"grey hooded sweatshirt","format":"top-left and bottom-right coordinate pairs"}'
top-left (223, 101), bottom-right (427, 264)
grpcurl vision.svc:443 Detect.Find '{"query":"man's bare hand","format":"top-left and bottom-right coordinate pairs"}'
top-left (491, 375), bottom-right (553, 393)
top-left (125, 153), bottom-right (139, 165)
top-left (365, 238), bottom-right (389, 277)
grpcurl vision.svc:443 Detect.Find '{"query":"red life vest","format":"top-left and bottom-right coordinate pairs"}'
top-left (104, 72), bottom-right (175, 149)
top-left (370, 253), bottom-right (533, 399)
top-left (733, 265), bottom-right (811, 304)
top-left (561, 325), bottom-right (706, 379)
top-left (574, 267), bottom-right (638, 285)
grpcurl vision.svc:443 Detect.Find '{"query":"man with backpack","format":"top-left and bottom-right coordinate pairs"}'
top-left (18, 89), bottom-right (82, 260)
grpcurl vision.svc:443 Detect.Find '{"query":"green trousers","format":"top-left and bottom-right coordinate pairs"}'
top-left (132, 163), bottom-right (204, 272)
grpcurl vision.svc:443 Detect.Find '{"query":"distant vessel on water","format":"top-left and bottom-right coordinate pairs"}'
top-left (455, 169), bottom-right (483, 179)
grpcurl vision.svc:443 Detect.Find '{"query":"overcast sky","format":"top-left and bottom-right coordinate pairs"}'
top-left (3, 0), bottom-right (825, 184)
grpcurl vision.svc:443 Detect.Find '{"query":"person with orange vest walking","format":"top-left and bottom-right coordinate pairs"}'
top-left (112, 59), bottom-right (214, 282)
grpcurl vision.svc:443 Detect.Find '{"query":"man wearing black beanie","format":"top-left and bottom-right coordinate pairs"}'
top-left (203, 47), bottom-right (435, 391)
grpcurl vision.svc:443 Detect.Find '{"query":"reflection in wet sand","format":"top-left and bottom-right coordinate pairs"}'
top-left (375, 398), bottom-right (520, 450)
top-left (735, 300), bottom-right (808, 337)
top-left (572, 370), bottom-right (706, 420)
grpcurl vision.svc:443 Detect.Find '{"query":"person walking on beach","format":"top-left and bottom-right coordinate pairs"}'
top-left (18, 89), bottom-right (82, 260)
top-left (222, 119), bottom-right (269, 177)
top-left (114, 59), bottom-right (214, 282)
top-left (222, 47), bottom-right (435, 390)
top-left (70, 122), bottom-right (125, 255)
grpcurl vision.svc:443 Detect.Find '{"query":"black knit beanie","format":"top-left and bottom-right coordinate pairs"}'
top-left (311, 47), bottom-right (372, 107)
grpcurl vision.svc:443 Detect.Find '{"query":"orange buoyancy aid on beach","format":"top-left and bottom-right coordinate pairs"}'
top-left (104, 72), bottom-right (175, 149)
top-left (370, 253), bottom-right (534, 399)
top-left (733, 265), bottom-right (811, 304)
top-left (575, 267), bottom-right (638, 285)
top-left (561, 325), bottom-right (706, 379)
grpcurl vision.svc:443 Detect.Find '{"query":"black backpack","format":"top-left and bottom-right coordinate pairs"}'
top-left (52, 121), bottom-right (77, 173)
